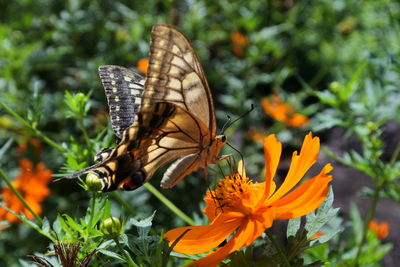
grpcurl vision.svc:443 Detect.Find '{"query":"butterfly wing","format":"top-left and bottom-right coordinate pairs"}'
top-left (111, 102), bottom-right (211, 190)
top-left (66, 25), bottom-right (225, 191)
top-left (98, 65), bottom-right (145, 139)
top-left (143, 24), bottom-right (216, 135)
top-left (133, 24), bottom-right (221, 187)
top-left (65, 66), bottom-right (144, 179)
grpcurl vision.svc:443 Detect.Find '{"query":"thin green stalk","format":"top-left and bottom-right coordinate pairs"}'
top-left (88, 192), bottom-right (97, 228)
top-left (352, 184), bottom-right (382, 266)
top-left (111, 192), bottom-right (136, 217)
top-left (0, 168), bottom-right (43, 225)
top-left (144, 183), bottom-right (195, 226)
top-left (265, 230), bottom-right (291, 267)
top-left (78, 118), bottom-right (92, 153)
top-left (114, 237), bottom-right (139, 267)
top-left (0, 100), bottom-right (65, 153)
top-left (389, 141), bottom-right (400, 167)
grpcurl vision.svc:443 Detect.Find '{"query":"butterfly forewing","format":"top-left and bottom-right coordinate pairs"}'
top-left (143, 25), bottom-right (216, 136)
top-left (98, 65), bottom-right (145, 138)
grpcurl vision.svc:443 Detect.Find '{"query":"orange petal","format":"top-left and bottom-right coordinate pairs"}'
top-left (268, 132), bottom-right (320, 203)
top-left (378, 222), bottom-right (390, 239)
top-left (189, 218), bottom-right (264, 267)
top-left (137, 58), bottom-right (149, 74)
top-left (238, 160), bottom-right (246, 179)
top-left (287, 113), bottom-right (309, 127)
top-left (252, 205), bottom-right (277, 229)
top-left (164, 212), bottom-right (244, 254)
top-left (274, 164), bottom-right (333, 219)
top-left (203, 193), bottom-right (218, 222)
top-left (262, 134), bottom-right (281, 199)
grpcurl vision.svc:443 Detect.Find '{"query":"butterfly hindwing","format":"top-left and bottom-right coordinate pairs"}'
top-left (64, 66), bottom-right (144, 179)
top-left (98, 65), bottom-right (145, 139)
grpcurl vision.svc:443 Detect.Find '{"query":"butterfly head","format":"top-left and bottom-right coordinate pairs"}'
top-left (216, 134), bottom-right (227, 145)
top-left (212, 134), bottom-right (227, 157)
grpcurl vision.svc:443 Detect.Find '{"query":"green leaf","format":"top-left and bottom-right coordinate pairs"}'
top-left (57, 214), bottom-right (75, 240)
top-left (63, 214), bottom-right (84, 234)
top-left (128, 211), bottom-right (156, 238)
top-left (349, 203), bottom-right (363, 242)
top-left (41, 217), bottom-right (51, 236)
top-left (98, 248), bottom-right (127, 262)
top-left (287, 217), bottom-right (301, 238)
top-left (305, 187), bottom-right (340, 239)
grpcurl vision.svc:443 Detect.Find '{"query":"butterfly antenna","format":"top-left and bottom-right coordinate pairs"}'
top-left (221, 104), bottom-right (254, 135)
top-left (226, 142), bottom-right (244, 168)
top-left (220, 115), bottom-right (231, 134)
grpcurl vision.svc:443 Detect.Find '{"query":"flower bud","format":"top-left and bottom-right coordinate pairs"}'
top-left (86, 173), bottom-right (103, 192)
top-left (329, 81), bottom-right (340, 92)
top-left (100, 217), bottom-right (122, 238)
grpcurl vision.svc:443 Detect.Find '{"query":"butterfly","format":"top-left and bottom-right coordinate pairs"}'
top-left (66, 24), bottom-right (227, 191)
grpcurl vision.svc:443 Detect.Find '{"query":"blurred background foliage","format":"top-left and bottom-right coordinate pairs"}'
top-left (0, 0), bottom-right (399, 265)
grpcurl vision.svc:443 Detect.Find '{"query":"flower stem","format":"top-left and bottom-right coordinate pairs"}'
top-left (389, 141), bottom-right (400, 167)
top-left (78, 117), bottom-right (92, 154)
top-left (0, 168), bottom-right (43, 225)
top-left (352, 184), bottom-right (382, 266)
top-left (265, 230), bottom-right (291, 267)
top-left (114, 237), bottom-right (139, 267)
top-left (0, 100), bottom-right (66, 153)
top-left (144, 183), bottom-right (195, 226)
top-left (88, 192), bottom-right (97, 228)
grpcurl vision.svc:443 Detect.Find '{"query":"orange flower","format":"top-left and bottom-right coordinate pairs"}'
top-left (261, 94), bottom-right (309, 127)
top-left (0, 159), bottom-right (52, 222)
top-left (137, 58), bottom-right (149, 74)
top-left (369, 219), bottom-right (390, 239)
top-left (164, 133), bottom-right (333, 266)
top-left (231, 30), bottom-right (249, 57)
top-left (246, 127), bottom-right (264, 143)
top-left (18, 138), bottom-right (42, 156)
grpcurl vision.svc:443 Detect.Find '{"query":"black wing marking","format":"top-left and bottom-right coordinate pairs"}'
top-left (98, 65), bottom-right (145, 138)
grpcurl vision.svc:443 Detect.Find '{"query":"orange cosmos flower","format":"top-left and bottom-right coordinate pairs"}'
top-left (231, 30), bottom-right (249, 57)
top-left (261, 94), bottom-right (309, 127)
top-left (137, 58), bottom-right (149, 74)
top-left (369, 219), bottom-right (390, 239)
top-left (164, 133), bottom-right (333, 266)
top-left (0, 159), bottom-right (52, 222)
top-left (246, 127), bottom-right (264, 143)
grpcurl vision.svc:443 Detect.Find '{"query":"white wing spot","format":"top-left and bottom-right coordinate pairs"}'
top-left (111, 81), bottom-right (116, 85)
top-left (172, 45), bottom-right (182, 55)
top-left (128, 83), bottom-right (138, 88)
top-left (116, 116), bottom-right (120, 121)
top-left (115, 96), bottom-right (120, 102)
top-left (115, 106), bottom-right (120, 111)
top-left (124, 76), bottom-right (132, 82)
top-left (110, 73), bottom-right (115, 78)
top-left (131, 89), bottom-right (141, 95)
top-left (112, 87), bottom-right (117, 93)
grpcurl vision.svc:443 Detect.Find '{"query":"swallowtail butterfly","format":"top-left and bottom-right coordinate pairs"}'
top-left (66, 24), bottom-right (227, 191)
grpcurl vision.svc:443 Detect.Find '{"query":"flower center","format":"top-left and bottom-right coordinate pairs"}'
top-left (214, 174), bottom-right (252, 211)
